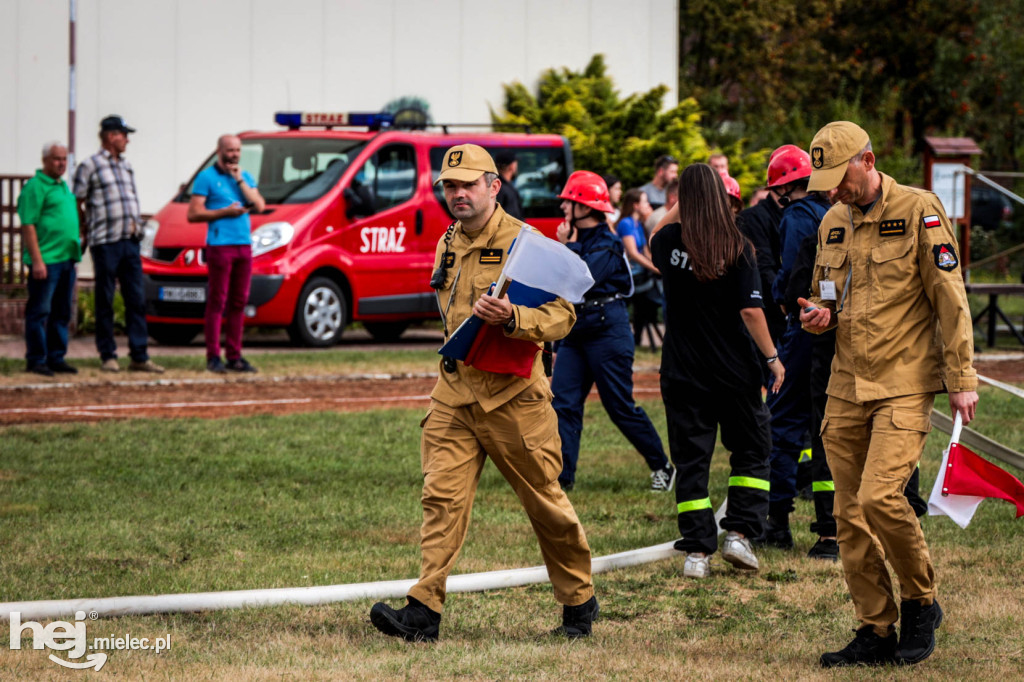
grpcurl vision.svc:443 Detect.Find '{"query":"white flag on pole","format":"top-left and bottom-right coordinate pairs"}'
top-left (501, 225), bottom-right (595, 303)
top-left (928, 412), bottom-right (984, 528)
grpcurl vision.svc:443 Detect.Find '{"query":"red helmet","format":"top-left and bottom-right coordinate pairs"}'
top-left (558, 170), bottom-right (614, 213)
top-left (768, 144), bottom-right (803, 164)
top-left (766, 146), bottom-right (812, 188)
top-left (719, 171), bottom-right (741, 201)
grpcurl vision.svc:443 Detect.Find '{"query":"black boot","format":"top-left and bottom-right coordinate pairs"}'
top-left (806, 537), bottom-right (840, 562)
top-left (896, 599), bottom-right (943, 665)
top-left (754, 513), bottom-right (793, 549)
top-left (552, 596), bottom-right (599, 639)
top-left (369, 596), bottom-right (441, 642)
top-left (820, 625), bottom-right (897, 668)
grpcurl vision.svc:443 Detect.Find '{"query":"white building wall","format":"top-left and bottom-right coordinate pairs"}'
top-left (2, 0), bottom-right (678, 212)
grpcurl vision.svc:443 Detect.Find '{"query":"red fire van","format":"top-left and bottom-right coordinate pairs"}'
top-left (141, 112), bottom-right (572, 346)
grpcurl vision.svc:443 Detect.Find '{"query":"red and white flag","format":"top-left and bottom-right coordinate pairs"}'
top-left (923, 214), bottom-right (942, 228)
top-left (928, 413), bottom-right (1024, 528)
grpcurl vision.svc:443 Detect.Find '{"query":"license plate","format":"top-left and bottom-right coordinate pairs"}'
top-left (159, 286), bottom-right (206, 303)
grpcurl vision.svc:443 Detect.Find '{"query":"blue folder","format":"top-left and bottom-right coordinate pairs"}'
top-left (438, 281), bottom-right (557, 360)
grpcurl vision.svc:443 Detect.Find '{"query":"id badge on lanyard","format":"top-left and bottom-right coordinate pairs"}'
top-left (818, 206), bottom-right (856, 310)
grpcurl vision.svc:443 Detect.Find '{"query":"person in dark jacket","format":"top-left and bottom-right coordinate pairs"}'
top-left (758, 146), bottom-right (833, 555)
top-left (552, 171), bottom-right (674, 493)
top-left (735, 170), bottom-right (785, 346)
top-left (494, 150), bottom-right (524, 220)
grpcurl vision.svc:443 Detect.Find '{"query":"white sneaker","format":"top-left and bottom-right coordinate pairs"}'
top-left (650, 464), bottom-right (676, 492)
top-left (684, 553), bottom-right (710, 579)
top-left (721, 532), bottom-right (759, 571)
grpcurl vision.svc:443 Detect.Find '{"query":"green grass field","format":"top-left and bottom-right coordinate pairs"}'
top-left (1, 386), bottom-right (1022, 679)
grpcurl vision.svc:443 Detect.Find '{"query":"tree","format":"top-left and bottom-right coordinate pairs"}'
top-left (679, 0), bottom-right (978, 161)
top-left (493, 55), bottom-right (767, 195)
top-left (934, 0), bottom-right (1024, 170)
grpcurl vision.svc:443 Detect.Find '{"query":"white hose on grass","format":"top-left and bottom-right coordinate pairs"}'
top-left (0, 540), bottom-right (688, 622)
top-left (0, 498), bottom-right (742, 622)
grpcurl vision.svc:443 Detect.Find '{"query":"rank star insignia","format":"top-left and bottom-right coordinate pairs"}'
top-left (811, 147), bottom-right (824, 169)
top-left (879, 219), bottom-right (906, 236)
top-left (441, 252), bottom-right (455, 268)
top-left (933, 243), bottom-right (958, 271)
top-left (448, 151), bottom-right (463, 167)
top-left (479, 248), bottom-right (503, 264)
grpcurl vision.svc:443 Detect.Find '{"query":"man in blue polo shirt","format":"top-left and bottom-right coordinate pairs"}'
top-left (187, 134), bottom-right (265, 373)
top-left (18, 141), bottom-right (82, 377)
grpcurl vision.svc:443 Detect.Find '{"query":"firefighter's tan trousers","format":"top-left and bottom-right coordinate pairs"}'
top-left (823, 393), bottom-right (936, 636)
top-left (407, 384), bottom-right (594, 613)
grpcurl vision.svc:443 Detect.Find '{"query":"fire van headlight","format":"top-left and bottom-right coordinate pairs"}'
top-left (251, 222), bottom-right (294, 257)
top-left (139, 219), bottom-right (159, 258)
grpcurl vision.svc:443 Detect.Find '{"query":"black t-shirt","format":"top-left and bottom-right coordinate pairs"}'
top-left (651, 222), bottom-right (764, 391)
top-left (496, 178), bottom-right (524, 220)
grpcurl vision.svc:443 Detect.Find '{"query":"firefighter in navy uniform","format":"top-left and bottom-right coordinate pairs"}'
top-left (800, 122), bottom-right (978, 668)
top-left (369, 144), bottom-right (597, 642)
top-left (759, 146), bottom-right (832, 552)
top-left (551, 171), bottom-right (675, 493)
top-left (736, 162), bottom-right (786, 345)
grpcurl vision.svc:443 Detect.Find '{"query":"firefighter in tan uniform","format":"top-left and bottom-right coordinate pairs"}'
top-left (799, 122), bottom-right (979, 668)
top-left (370, 144), bottom-right (597, 642)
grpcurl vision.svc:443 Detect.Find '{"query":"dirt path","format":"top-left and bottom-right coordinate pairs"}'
top-left (0, 373), bottom-right (663, 425)
top-left (1, 359), bottom-right (1020, 426)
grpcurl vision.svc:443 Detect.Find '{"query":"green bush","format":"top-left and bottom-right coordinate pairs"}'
top-left (493, 54), bottom-right (769, 197)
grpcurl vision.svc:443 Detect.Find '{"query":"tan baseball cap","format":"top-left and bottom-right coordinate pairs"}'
top-left (807, 121), bottom-right (871, 192)
top-left (434, 144), bottom-right (498, 185)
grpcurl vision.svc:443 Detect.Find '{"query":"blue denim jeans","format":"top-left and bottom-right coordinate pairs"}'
top-left (90, 239), bottom-right (149, 362)
top-left (25, 259), bottom-right (77, 367)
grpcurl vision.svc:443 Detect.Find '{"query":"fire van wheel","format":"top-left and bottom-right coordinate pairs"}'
top-left (363, 321), bottom-right (410, 343)
top-left (148, 323), bottom-right (201, 346)
top-left (289, 277), bottom-right (347, 347)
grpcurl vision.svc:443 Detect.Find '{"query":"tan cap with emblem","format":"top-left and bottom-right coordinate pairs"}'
top-left (807, 121), bottom-right (871, 192)
top-left (434, 144), bottom-right (498, 185)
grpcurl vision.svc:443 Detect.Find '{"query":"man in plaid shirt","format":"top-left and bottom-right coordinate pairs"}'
top-left (74, 115), bottom-right (163, 373)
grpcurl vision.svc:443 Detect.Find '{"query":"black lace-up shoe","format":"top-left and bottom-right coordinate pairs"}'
top-left (807, 538), bottom-right (840, 562)
top-left (552, 595), bottom-right (599, 639)
top-left (820, 625), bottom-right (897, 668)
top-left (896, 599), bottom-right (943, 665)
top-left (369, 596), bottom-right (440, 642)
top-left (47, 361), bottom-right (78, 374)
top-left (26, 364), bottom-right (54, 377)
top-left (226, 357), bottom-right (258, 373)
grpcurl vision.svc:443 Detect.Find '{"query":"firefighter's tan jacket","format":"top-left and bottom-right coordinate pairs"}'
top-left (430, 205), bottom-right (576, 411)
top-left (806, 172), bottom-right (977, 403)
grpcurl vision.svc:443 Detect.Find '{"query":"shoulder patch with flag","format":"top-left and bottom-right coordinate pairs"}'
top-left (923, 214), bottom-right (942, 229)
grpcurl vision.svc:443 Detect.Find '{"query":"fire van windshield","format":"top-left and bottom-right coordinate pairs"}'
top-left (181, 137), bottom-right (368, 205)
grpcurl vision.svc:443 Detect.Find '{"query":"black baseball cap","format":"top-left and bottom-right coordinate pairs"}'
top-left (100, 115), bottom-right (136, 134)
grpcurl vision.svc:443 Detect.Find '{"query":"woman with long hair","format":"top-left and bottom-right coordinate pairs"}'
top-left (602, 174), bottom-right (623, 224)
top-left (650, 163), bottom-right (784, 579)
top-left (615, 188), bottom-right (662, 347)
